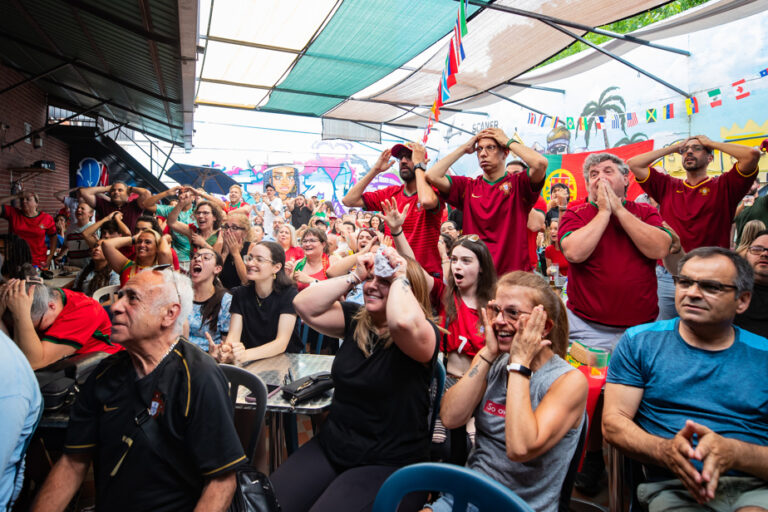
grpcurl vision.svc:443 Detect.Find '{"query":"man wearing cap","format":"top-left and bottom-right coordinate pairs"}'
top-left (343, 142), bottom-right (444, 277)
top-left (255, 183), bottom-right (283, 238)
top-left (426, 128), bottom-right (548, 274)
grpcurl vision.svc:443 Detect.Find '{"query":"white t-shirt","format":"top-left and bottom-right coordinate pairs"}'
top-left (259, 196), bottom-right (283, 236)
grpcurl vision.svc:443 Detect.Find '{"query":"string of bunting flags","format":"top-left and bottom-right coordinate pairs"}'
top-left (525, 68), bottom-right (768, 131)
top-left (422, 0), bottom-right (469, 143)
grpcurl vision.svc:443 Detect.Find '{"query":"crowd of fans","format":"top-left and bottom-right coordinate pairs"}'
top-left (1, 129), bottom-right (767, 512)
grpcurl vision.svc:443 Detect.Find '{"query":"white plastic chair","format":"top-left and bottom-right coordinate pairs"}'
top-left (93, 284), bottom-right (120, 304)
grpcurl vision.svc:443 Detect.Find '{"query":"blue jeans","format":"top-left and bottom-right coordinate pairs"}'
top-left (425, 493), bottom-right (480, 512)
top-left (655, 265), bottom-right (678, 321)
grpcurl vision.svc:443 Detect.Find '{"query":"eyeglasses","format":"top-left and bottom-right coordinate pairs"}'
top-left (672, 275), bottom-right (738, 295)
top-left (488, 304), bottom-right (532, 323)
top-left (747, 245), bottom-right (768, 256)
top-left (222, 224), bottom-right (246, 231)
top-left (301, 238), bottom-right (320, 245)
top-left (477, 144), bottom-right (499, 153)
top-left (244, 255), bottom-right (273, 265)
top-left (192, 252), bottom-right (216, 261)
top-left (458, 234), bottom-right (480, 243)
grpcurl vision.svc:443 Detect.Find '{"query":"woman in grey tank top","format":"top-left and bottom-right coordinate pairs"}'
top-left (423, 271), bottom-right (588, 512)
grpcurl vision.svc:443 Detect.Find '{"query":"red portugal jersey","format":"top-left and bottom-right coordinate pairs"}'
top-left (638, 164), bottom-right (757, 251)
top-left (527, 196), bottom-right (547, 271)
top-left (443, 171), bottom-right (543, 275)
top-left (431, 278), bottom-right (485, 357)
top-left (41, 289), bottom-right (119, 355)
top-left (362, 184), bottom-right (444, 276)
top-left (2, 205), bottom-right (56, 267)
top-left (545, 244), bottom-right (569, 276)
top-left (558, 201), bottom-right (667, 327)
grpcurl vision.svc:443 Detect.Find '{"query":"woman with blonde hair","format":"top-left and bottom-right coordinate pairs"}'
top-left (276, 222), bottom-right (304, 271)
top-left (102, 228), bottom-right (173, 286)
top-left (426, 271), bottom-right (587, 512)
top-left (735, 219), bottom-right (766, 257)
top-left (271, 247), bottom-right (438, 512)
top-left (217, 213), bottom-right (253, 289)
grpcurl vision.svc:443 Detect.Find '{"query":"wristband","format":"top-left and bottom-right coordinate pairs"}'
top-left (393, 275), bottom-right (411, 287)
top-left (506, 362), bottom-right (532, 377)
top-left (478, 353), bottom-right (493, 365)
top-left (505, 138), bottom-right (518, 149)
top-left (390, 229), bottom-right (403, 237)
top-left (346, 272), bottom-right (362, 286)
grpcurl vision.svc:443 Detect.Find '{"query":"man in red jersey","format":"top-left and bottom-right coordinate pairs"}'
top-left (1, 278), bottom-right (116, 370)
top-left (559, 153), bottom-right (672, 351)
top-left (627, 135), bottom-right (761, 319)
top-left (343, 142), bottom-right (444, 277)
top-left (559, 152), bottom-right (673, 496)
top-left (426, 128), bottom-right (548, 274)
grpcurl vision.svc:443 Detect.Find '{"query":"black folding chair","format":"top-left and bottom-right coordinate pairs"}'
top-left (220, 364), bottom-right (267, 462)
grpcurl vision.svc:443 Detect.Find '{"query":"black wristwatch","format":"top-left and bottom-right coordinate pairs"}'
top-left (413, 163), bottom-right (427, 171)
top-left (506, 362), bottom-right (532, 377)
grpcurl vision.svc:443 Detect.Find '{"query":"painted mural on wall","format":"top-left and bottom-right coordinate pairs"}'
top-left (433, 8), bottom-right (768, 203)
top-left (216, 141), bottom-right (403, 214)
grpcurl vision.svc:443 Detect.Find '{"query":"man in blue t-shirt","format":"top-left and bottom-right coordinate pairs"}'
top-left (604, 247), bottom-right (768, 511)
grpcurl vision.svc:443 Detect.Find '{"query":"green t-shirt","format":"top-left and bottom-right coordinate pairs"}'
top-left (156, 204), bottom-right (196, 261)
top-left (734, 195), bottom-right (768, 245)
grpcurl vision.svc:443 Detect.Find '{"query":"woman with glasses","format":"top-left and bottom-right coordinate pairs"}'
top-left (217, 213), bottom-right (253, 289)
top-left (187, 248), bottom-right (232, 355)
top-left (226, 241), bottom-right (303, 361)
top-left (292, 227), bottom-right (340, 291)
top-left (425, 272), bottom-right (587, 512)
top-left (271, 247), bottom-right (438, 512)
top-left (102, 228), bottom-right (173, 286)
top-left (168, 198), bottom-right (222, 254)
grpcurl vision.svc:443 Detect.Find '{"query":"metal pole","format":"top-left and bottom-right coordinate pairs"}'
top-left (1, 101), bottom-right (106, 149)
top-left (541, 20), bottom-right (690, 98)
top-left (0, 61), bottom-right (73, 96)
top-left (158, 144), bottom-right (175, 180)
top-left (349, 121), bottom-right (439, 153)
top-left (465, 0), bottom-right (690, 56)
top-left (390, 104), bottom-right (474, 136)
top-left (505, 81), bottom-right (565, 94)
top-left (485, 90), bottom-right (564, 126)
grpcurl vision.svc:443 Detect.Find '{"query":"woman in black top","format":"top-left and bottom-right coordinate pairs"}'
top-left (227, 241), bottom-right (302, 361)
top-left (271, 247), bottom-right (439, 512)
top-left (217, 213), bottom-right (252, 289)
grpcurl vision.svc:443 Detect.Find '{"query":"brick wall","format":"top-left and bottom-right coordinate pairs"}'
top-left (0, 64), bottom-right (71, 227)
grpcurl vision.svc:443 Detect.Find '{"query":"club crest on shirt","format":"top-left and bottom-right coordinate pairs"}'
top-left (500, 183), bottom-right (511, 195)
top-left (149, 390), bottom-right (165, 417)
top-left (39, 223), bottom-right (47, 229)
top-left (700, 187), bottom-right (710, 197)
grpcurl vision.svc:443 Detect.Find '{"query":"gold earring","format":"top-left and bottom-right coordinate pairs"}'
top-left (273, 272), bottom-right (276, 280)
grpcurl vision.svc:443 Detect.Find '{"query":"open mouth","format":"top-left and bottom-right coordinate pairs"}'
top-left (496, 329), bottom-right (514, 342)
top-left (190, 262), bottom-right (204, 277)
top-left (453, 271), bottom-right (465, 284)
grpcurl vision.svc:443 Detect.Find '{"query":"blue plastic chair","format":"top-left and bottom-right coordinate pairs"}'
top-left (372, 463), bottom-right (535, 512)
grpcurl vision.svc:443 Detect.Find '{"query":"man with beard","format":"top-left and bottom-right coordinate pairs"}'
top-left (287, 194), bottom-right (313, 229)
top-left (735, 230), bottom-right (768, 338)
top-left (627, 136), bottom-right (760, 320)
top-left (627, 136), bottom-right (760, 251)
top-left (80, 181), bottom-right (151, 232)
top-left (343, 142), bottom-right (444, 277)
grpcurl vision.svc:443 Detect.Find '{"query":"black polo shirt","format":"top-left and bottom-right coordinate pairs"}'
top-left (64, 338), bottom-right (245, 511)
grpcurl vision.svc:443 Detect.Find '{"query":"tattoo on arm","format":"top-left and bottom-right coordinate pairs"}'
top-left (468, 364), bottom-right (480, 378)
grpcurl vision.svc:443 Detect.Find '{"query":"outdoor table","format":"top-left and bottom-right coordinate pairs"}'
top-left (45, 267), bottom-right (79, 289)
top-left (239, 353), bottom-right (334, 471)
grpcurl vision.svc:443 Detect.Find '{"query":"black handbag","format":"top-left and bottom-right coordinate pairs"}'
top-left (228, 466), bottom-right (281, 512)
top-left (281, 372), bottom-right (333, 407)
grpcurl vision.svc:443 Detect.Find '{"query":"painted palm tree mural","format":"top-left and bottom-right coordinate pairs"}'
top-left (576, 86), bottom-right (627, 149)
top-left (614, 132), bottom-right (649, 147)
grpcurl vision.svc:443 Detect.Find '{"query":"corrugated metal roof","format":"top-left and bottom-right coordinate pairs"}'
top-left (0, 0), bottom-right (196, 149)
